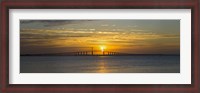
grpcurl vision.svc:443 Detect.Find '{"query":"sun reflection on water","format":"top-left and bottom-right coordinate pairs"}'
top-left (98, 61), bottom-right (108, 73)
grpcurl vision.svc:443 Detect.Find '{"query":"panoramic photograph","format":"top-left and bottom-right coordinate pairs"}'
top-left (20, 20), bottom-right (180, 73)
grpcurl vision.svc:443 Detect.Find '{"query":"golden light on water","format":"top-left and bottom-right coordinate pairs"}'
top-left (98, 61), bottom-right (108, 73)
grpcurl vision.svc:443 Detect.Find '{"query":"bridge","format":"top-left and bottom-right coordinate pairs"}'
top-left (20, 47), bottom-right (128, 56)
top-left (51, 47), bottom-right (126, 56)
top-left (74, 51), bottom-right (120, 56)
top-left (20, 46), bottom-right (132, 56)
top-left (64, 47), bottom-right (126, 56)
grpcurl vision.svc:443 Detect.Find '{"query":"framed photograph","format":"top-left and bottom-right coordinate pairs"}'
top-left (1, 0), bottom-right (199, 93)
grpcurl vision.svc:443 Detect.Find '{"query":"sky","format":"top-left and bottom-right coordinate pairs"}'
top-left (20, 20), bottom-right (180, 54)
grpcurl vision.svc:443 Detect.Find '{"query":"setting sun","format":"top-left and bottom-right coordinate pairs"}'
top-left (100, 45), bottom-right (106, 52)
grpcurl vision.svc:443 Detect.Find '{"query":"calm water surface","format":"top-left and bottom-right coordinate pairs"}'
top-left (20, 56), bottom-right (180, 73)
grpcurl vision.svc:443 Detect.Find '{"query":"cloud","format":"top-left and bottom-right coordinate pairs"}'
top-left (20, 20), bottom-right (93, 27)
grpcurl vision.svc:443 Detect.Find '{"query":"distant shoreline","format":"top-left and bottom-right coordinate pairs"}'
top-left (20, 54), bottom-right (180, 56)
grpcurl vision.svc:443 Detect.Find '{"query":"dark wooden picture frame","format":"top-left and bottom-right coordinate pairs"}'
top-left (0, 0), bottom-right (199, 93)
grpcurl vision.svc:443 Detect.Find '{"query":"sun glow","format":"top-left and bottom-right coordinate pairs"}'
top-left (100, 45), bottom-right (106, 52)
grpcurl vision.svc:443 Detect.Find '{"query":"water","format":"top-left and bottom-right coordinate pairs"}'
top-left (20, 56), bottom-right (180, 73)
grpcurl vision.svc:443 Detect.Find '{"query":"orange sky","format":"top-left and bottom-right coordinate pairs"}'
top-left (20, 20), bottom-right (180, 54)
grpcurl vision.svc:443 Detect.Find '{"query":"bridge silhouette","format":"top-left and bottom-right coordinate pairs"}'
top-left (63, 47), bottom-right (125, 56)
top-left (20, 47), bottom-right (130, 56)
top-left (74, 51), bottom-right (120, 56)
top-left (20, 46), bottom-right (178, 56)
top-left (20, 47), bottom-right (180, 56)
